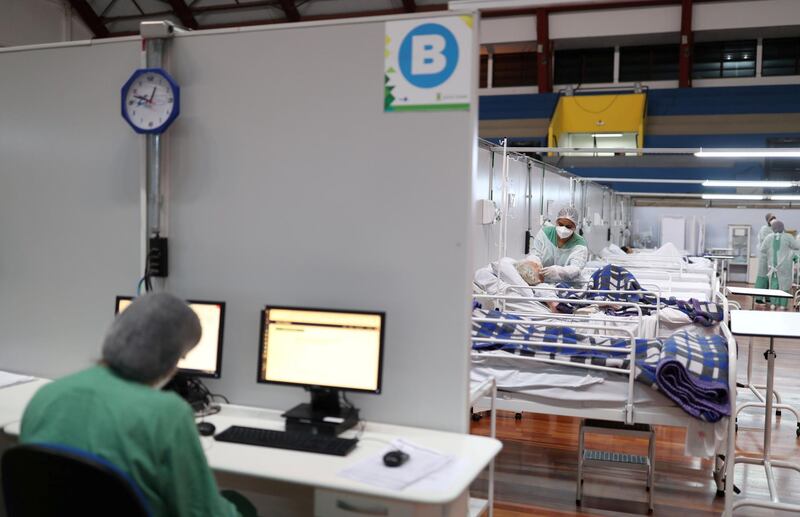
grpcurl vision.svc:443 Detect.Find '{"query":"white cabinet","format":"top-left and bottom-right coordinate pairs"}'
top-left (315, 489), bottom-right (469, 517)
top-left (728, 225), bottom-right (751, 283)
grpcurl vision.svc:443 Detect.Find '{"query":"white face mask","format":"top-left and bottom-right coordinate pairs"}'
top-left (556, 225), bottom-right (574, 239)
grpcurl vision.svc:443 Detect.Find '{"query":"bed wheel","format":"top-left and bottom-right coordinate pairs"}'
top-left (471, 413), bottom-right (482, 422)
top-left (735, 418), bottom-right (738, 433)
top-left (776, 410), bottom-right (782, 417)
top-left (515, 412), bottom-right (523, 420)
top-left (795, 424), bottom-right (800, 438)
top-left (716, 489), bottom-right (725, 497)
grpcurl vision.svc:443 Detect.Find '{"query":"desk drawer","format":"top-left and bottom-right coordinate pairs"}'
top-left (315, 489), bottom-right (419, 517)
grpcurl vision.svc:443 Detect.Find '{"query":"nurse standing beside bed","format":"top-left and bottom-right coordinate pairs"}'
top-left (528, 206), bottom-right (589, 284)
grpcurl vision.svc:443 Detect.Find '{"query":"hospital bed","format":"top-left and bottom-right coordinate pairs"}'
top-left (476, 259), bottom-right (727, 339)
top-left (468, 296), bottom-right (738, 503)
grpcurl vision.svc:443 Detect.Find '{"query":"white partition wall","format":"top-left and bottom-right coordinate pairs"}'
top-left (473, 145), bottom-right (533, 266)
top-left (0, 40), bottom-right (142, 379)
top-left (471, 147), bottom-right (631, 267)
top-left (0, 13), bottom-right (478, 433)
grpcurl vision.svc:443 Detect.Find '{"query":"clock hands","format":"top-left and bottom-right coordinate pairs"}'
top-left (133, 87), bottom-right (158, 107)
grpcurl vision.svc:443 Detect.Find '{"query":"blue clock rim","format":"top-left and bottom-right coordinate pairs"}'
top-left (121, 67), bottom-right (181, 135)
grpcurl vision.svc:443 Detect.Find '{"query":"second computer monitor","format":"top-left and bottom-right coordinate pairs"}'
top-left (258, 306), bottom-right (384, 394)
top-left (115, 296), bottom-right (226, 378)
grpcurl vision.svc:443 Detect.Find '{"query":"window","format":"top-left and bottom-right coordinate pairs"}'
top-left (692, 40), bottom-right (756, 79)
top-left (479, 43), bottom-right (537, 88)
top-left (619, 44), bottom-right (679, 82)
top-left (491, 52), bottom-right (537, 87)
top-left (554, 48), bottom-right (614, 85)
top-left (479, 54), bottom-right (488, 88)
top-left (763, 37), bottom-right (800, 77)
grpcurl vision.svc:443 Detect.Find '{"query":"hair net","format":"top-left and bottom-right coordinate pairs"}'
top-left (771, 219), bottom-right (785, 233)
top-left (102, 292), bottom-right (201, 384)
top-left (557, 206), bottom-right (580, 225)
top-left (514, 260), bottom-right (542, 286)
top-left (766, 212), bottom-right (776, 223)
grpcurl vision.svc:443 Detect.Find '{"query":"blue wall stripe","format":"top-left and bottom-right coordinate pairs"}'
top-left (478, 84), bottom-right (800, 121)
top-left (479, 93), bottom-right (559, 120)
top-left (646, 85), bottom-right (800, 116)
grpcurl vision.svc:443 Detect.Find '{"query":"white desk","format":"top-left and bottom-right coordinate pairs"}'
top-left (724, 288), bottom-right (798, 434)
top-left (728, 311), bottom-right (800, 515)
top-left (704, 255), bottom-right (735, 288)
top-left (1, 378), bottom-right (501, 517)
top-left (724, 286), bottom-right (791, 300)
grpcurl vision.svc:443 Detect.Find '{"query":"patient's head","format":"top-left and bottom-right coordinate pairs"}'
top-left (514, 259), bottom-right (543, 285)
top-left (102, 292), bottom-right (202, 386)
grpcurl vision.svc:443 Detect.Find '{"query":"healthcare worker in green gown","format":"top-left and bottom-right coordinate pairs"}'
top-left (758, 219), bottom-right (799, 309)
top-left (754, 212), bottom-right (777, 303)
top-left (529, 206), bottom-right (589, 283)
top-left (20, 293), bottom-right (256, 517)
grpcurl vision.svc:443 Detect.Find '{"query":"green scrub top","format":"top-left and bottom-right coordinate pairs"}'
top-left (20, 366), bottom-right (240, 517)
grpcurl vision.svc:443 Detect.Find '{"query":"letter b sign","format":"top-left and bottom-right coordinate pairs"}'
top-left (398, 23), bottom-right (459, 89)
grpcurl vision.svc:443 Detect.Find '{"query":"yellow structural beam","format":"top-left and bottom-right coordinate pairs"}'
top-left (548, 93), bottom-right (646, 149)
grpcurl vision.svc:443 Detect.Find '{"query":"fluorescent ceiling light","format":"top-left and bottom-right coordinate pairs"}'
top-left (702, 194), bottom-right (764, 200)
top-left (702, 180), bottom-right (795, 188)
top-left (696, 149), bottom-right (800, 158)
top-left (592, 133), bottom-right (623, 138)
top-left (770, 195), bottom-right (800, 201)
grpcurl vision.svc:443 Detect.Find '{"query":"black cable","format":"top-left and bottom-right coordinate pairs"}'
top-left (341, 391), bottom-right (355, 411)
top-left (210, 393), bottom-right (230, 404)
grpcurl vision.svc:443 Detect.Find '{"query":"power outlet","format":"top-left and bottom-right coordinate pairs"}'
top-left (148, 237), bottom-right (169, 277)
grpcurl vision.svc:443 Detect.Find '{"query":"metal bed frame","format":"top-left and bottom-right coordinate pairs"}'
top-left (469, 288), bottom-right (737, 508)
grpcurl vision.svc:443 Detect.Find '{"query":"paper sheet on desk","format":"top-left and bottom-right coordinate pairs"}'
top-left (338, 439), bottom-right (453, 491)
top-left (0, 371), bottom-right (35, 389)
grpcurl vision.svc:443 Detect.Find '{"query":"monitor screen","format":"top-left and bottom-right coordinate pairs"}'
top-left (115, 296), bottom-right (225, 378)
top-left (258, 306), bottom-right (384, 393)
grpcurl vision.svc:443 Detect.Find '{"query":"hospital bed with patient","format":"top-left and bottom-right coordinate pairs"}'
top-left (470, 257), bottom-right (737, 501)
top-left (475, 258), bottom-right (726, 339)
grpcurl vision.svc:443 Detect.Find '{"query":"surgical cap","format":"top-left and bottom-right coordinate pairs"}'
top-left (771, 219), bottom-right (785, 233)
top-left (102, 292), bottom-right (201, 384)
top-left (557, 206), bottom-right (580, 225)
top-left (766, 212), bottom-right (776, 223)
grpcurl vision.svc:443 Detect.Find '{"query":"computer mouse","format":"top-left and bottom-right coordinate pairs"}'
top-left (383, 450), bottom-right (410, 467)
top-left (197, 422), bottom-right (216, 436)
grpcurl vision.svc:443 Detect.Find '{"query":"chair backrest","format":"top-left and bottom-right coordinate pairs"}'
top-left (2, 443), bottom-right (151, 517)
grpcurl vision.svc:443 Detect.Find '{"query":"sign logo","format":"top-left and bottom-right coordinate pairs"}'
top-left (398, 23), bottom-right (458, 89)
top-left (384, 16), bottom-right (473, 112)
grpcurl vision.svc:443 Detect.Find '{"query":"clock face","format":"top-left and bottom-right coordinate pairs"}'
top-left (121, 68), bottom-right (180, 134)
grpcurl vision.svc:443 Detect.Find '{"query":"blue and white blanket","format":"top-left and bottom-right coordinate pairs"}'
top-left (472, 308), bottom-right (730, 422)
top-left (555, 265), bottom-right (723, 327)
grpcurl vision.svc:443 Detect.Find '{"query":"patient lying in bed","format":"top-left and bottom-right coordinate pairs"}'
top-left (514, 258), bottom-right (561, 312)
top-left (474, 257), bottom-right (558, 313)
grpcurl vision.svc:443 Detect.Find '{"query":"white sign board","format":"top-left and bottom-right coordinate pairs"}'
top-left (384, 16), bottom-right (474, 112)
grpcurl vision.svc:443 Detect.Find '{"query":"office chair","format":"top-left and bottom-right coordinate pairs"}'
top-left (1, 443), bottom-right (151, 517)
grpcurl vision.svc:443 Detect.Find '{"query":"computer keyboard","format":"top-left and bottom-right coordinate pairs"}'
top-left (214, 425), bottom-right (358, 456)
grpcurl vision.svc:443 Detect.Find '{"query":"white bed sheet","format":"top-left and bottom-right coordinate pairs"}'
top-left (470, 352), bottom-right (728, 457)
top-left (471, 352), bottom-right (665, 406)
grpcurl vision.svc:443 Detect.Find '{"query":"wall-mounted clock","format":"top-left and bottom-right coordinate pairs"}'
top-left (121, 68), bottom-right (180, 134)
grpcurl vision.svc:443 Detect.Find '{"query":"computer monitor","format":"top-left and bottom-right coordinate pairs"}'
top-left (258, 306), bottom-right (384, 429)
top-left (115, 296), bottom-right (226, 378)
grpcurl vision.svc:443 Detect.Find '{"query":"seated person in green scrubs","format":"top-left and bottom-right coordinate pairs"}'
top-left (20, 292), bottom-right (255, 517)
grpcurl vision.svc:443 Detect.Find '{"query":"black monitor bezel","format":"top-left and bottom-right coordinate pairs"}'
top-left (114, 295), bottom-right (226, 379)
top-left (257, 305), bottom-right (385, 395)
